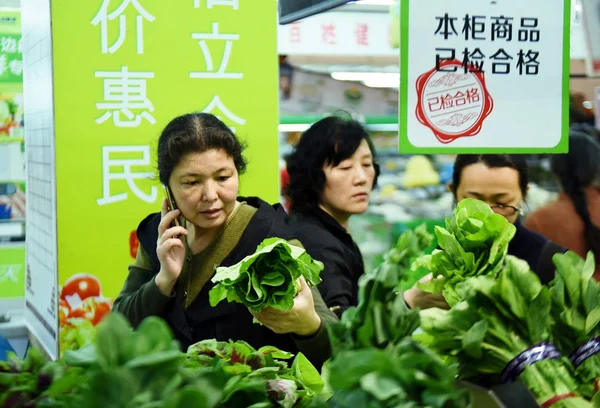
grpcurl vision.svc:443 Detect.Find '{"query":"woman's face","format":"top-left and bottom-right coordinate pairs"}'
top-left (169, 149), bottom-right (239, 231)
top-left (455, 163), bottom-right (524, 223)
top-left (320, 139), bottom-right (376, 223)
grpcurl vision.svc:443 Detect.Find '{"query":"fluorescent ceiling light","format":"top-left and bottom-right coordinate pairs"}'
top-left (331, 72), bottom-right (399, 82)
top-left (353, 0), bottom-right (396, 5)
top-left (362, 78), bottom-right (400, 88)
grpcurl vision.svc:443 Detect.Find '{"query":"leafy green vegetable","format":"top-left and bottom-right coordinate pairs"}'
top-left (328, 226), bottom-right (430, 353)
top-left (412, 198), bottom-right (516, 306)
top-left (325, 225), bottom-right (470, 407)
top-left (550, 251), bottom-right (600, 399)
top-left (186, 338), bottom-right (324, 407)
top-left (0, 347), bottom-right (83, 407)
top-left (210, 238), bottom-right (324, 313)
top-left (385, 224), bottom-right (434, 292)
top-left (326, 338), bottom-right (471, 408)
top-left (420, 256), bottom-right (592, 407)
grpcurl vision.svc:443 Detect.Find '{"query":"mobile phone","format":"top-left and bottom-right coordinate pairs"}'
top-left (163, 185), bottom-right (181, 229)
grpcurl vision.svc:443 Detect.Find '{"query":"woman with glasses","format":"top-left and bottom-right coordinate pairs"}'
top-left (404, 154), bottom-right (565, 310)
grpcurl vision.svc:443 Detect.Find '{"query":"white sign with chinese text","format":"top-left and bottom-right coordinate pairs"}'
top-left (399, 0), bottom-right (570, 153)
top-left (278, 11), bottom-right (396, 57)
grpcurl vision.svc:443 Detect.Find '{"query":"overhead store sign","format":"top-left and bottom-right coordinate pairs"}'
top-left (278, 11), bottom-right (397, 57)
top-left (399, 0), bottom-right (570, 153)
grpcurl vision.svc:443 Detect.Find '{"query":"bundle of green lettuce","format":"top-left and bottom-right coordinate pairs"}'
top-left (411, 198), bottom-right (516, 306)
top-left (420, 256), bottom-right (592, 407)
top-left (185, 339), bottom-right (326, 408)
top-left (328, 226), bottom-right (432, 353)
top-left (549, 251), bottom-right (600, 400)
top-left (325, 337), bottom-right (471, 408)
top-left (209, 238), bottom-right (324, 313)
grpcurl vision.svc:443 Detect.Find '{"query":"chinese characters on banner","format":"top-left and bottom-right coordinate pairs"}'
top-left (399, 0), bottom-right (570, 153)
top-left (277, 11), bottom-right (396, 57)
top-left (49, 0), bottom-right (279, 348)
top-left (91, 0), bottom-right (157, 207)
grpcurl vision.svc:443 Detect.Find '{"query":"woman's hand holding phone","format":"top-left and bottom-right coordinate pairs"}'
top-left (155, 198), bottom-right (188, 296)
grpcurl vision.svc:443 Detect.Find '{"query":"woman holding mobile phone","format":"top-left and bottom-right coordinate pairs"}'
top-left (113, 112), bottom-right (338, 368)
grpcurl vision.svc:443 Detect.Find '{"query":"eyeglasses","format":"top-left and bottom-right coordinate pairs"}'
top-left (489, 204), bottom-right (522, 217)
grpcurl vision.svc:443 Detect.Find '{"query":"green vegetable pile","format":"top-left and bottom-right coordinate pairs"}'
top-left (550, 251), bottom-right (600, 400)
top-left (0, 347), bottom-right (81, 407)
top-left (420, 256), bottom-right (592, 407)
top-left (325, 226), bottom-right (471, 407)
top-left (411, 198), bottom-right (516, 306)
top-left (185, 339), bottom-right (326, 408)
top-left (210, 238), bottom-right (324, 313)
top-left (328, 226), bottom-right (431, 353)
top-left (3, 313), bottom-right (327, 408)
top-left (326, 337), bottom-right (470, 408)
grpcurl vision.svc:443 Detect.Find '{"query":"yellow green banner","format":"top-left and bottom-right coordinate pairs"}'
top-left (51, 0), bottom-right (279, 354)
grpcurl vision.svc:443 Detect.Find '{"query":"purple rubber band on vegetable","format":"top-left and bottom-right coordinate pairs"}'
top-left (501, 342), bottom-right (562, 383)
top-left (569, 337), bottom-right (600, 369)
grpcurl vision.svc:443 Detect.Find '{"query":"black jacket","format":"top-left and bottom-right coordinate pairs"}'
top-left (115, 197), bottom-right (336, 367)
top-left (288, 208), bottom-right (364, 317)
top-left (508, 219), bottom-right (566, 284)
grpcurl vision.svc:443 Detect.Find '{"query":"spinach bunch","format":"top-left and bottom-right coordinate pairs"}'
top-left (413, 198), bottom-right (516, 306)
top-left (420, 256), bottom-right (592, 407)
top-left (550, 251), bottom-right (600, 399)
top-left (328, 226), bottom-right (431, 353)
top-left (210, 238), bottom-right (323, 313)
top-left (326, 337), bottom-right (470, 408)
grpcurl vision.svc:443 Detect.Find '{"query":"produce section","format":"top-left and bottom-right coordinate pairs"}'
top-left (4, 202), bottom-right (600, 407)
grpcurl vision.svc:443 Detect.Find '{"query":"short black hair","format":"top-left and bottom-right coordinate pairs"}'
top-left (286, 116), bottom-right (380, 214)
top-left (551, 132), bottom-right (600, 261)
top-left (451, 154), bottom-right (529, 198)
top-left (157, 112), bottom-right (247, 185)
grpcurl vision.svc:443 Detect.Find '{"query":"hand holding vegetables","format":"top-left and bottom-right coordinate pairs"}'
top-left (251, 276), bottom-right (322, 337)
top-left (411, 198), bottom-right (516, 307)
top-left (209, 238), bottom-right (323, 313)
top-left (404, 273), bottom-right (449, 310)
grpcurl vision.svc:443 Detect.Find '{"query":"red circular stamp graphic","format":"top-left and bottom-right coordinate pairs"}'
top-left (415, 60), bottom-right (494, 144)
